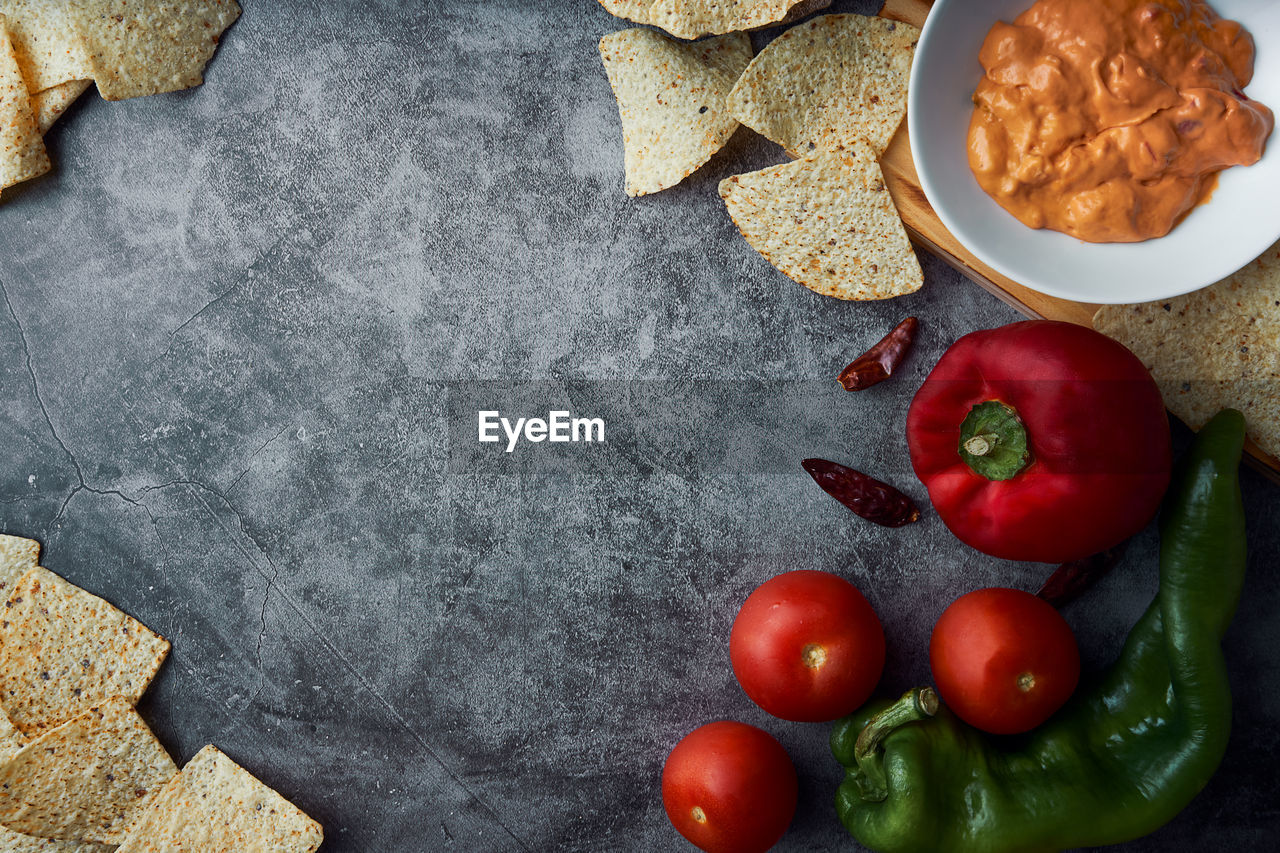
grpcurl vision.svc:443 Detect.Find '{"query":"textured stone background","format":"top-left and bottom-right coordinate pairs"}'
top-left (0, 1), bottom-right (1276, 850)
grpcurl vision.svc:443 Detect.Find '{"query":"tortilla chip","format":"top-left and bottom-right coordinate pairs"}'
top-left (0, 534), bottom-right (39, 594)
top-left (0, 14), bottom-right (50, 191)
top-left (727, 14), bottom-right (919, 157)
top-left (719, 145), bottom-right (922, 300)
top-left (116, 745), bottom-right (324, 853)
top-left (649, 0), bottom-right (818, 39)
top-left (0, 698), bottom-right (177, 844)
top-left (1094, 240), bottom-right (1280, 459)
top-left (67, 0), bottom-right (240, 101)
top-left (0, 2), bottom-right (94, 93)
top-left (600, 28), bottom-right (752, 197)
top-left (597, 0), bottom-right (651, 25)
top-left (31, 78), bottom-right (90, 134)
top-left (0, 566), bottom-right (170, 735)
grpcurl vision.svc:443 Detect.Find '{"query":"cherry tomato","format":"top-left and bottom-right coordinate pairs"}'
top-left (661, 721), bottom-right (797, 853)
top-left (929, 587), bottom-right (1080, 734)
top-left (730, 570), bottom-right (885, 722)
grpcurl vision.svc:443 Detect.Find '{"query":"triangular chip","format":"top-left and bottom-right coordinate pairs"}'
top-left (0, 2), bottom-right (94, 93)
top-left (0, 566), bottom-right (170, 735)
top-left (649, 0), bottom-right (824, 39)
top-left (597, 0), bottom-right (651, 25)
top-left (0, 534), bottom-right (39, 594)
top-left (1094, 240), bottom-right (1280, 458)
top-left (0, 14), bottom-right (49, 191)
top-left (719, 145), bottom-right (922, 300)
top-left (600, 28), bottom-right (751, 197)
top-left (727, 14), bottom-right (919, 157)
top-left (65, 0), bottom-right (240, 101)
top-left (31, 78), bottom-right (90, 134)
top-left (116, 745), bottom-right (324, 853)
top-left (0, 698), bottom-right (177, 844)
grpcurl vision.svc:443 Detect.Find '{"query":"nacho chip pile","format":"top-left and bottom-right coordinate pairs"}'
top-left (0, 0), bottom-right (240, 197)
top-left (0, 534), bottom-right (323, 852)
top-left (596, 9), bottom-right (923, 301)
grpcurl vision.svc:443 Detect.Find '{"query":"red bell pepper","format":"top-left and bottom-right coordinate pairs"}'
top-left (906, 321), bottom-right (1171, 562)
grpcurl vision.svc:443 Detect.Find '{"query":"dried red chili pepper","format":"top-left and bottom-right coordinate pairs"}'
top-left (838, 317), bottom-right (919, 392)
top-left (802, 459), bottom-right (921, 528)
top-left (1036, 542), bottom-right (1128, 608)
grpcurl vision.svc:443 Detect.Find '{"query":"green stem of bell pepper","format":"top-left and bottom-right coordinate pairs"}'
top-left (832, 409), bottom-right (1248, 853)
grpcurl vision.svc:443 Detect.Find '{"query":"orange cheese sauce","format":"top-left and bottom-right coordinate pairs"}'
top-left (968, 0), bottom-right (1274, 243)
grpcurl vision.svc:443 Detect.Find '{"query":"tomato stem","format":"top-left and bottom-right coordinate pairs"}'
top-left (802, 643), bottom-right (827, 669)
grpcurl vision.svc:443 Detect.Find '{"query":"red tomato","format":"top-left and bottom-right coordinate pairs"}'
top-left (730, 571), bottom-right (885, 722)
top-left (929, 587), bottom-right (1080, 734)
top-left (661, 721), bottom-right (797, 853)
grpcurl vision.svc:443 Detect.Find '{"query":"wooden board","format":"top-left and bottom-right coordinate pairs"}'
top-left (875, 0), bottom-right (1280, 482)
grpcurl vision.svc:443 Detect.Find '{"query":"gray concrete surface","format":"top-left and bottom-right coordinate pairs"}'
top-left (0, 1), bottom-right (1276, 850)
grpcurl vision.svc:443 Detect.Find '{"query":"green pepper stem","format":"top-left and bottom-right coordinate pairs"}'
top-left (958, 401), bottom-right (1031, 480)
top-left (852, 688), bottom-right (939, 802)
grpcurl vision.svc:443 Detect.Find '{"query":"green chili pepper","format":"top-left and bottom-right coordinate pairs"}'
top-left (831, 408), bottom-right (1248, 853)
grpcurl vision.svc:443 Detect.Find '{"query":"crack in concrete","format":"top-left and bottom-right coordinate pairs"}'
top-left (0, 317), bottom-right (280, 699)
top-left (2, 280), bottom-right (85, 488)
top-left (139, 473), bottom-right (532, 851)
top-left (139, 477), bottom-right (282, 703)
top-left (53, 482), bottom-right (156, 525)
top-left (140, 478), bottom-right (274, 564)
top-left (147, 284), bottom-right (240, 368)
top-left (256, 560), bottom-right (278, 670)
top-left (1, 281), bottom-right (160, 531)
top-left (4, 286), bottom-right (530, 849)
top-left (144, 217), bottom-right (337, 371)
top-left (226, 423), bottom-right (291, 495)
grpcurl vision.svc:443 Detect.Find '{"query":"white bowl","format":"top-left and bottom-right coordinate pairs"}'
top-left (909, 0), bottom-right (1280, 304)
